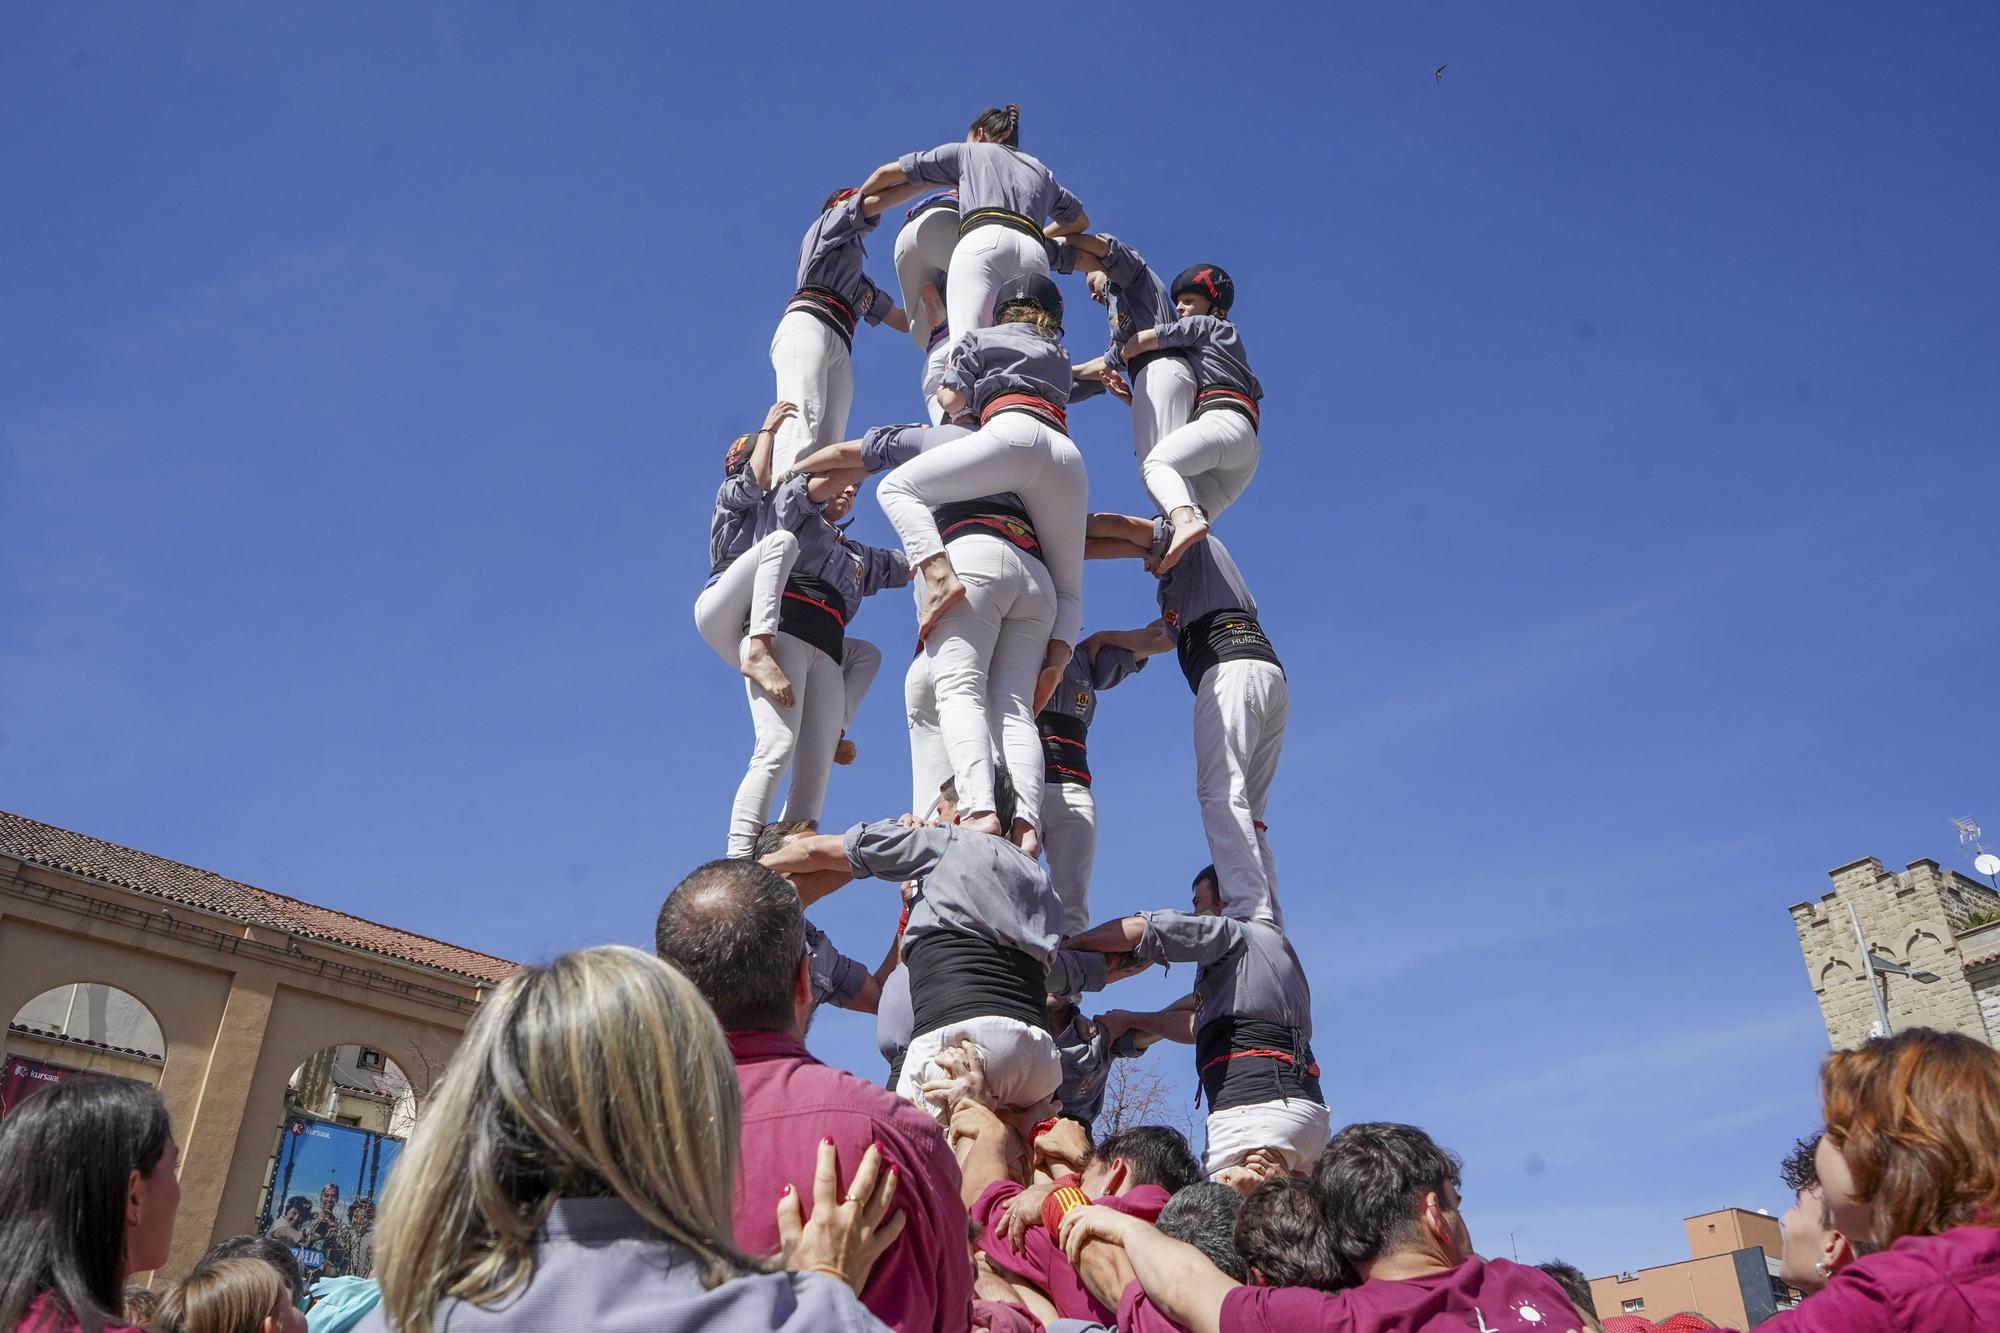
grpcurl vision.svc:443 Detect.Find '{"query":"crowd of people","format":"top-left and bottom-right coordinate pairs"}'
top-left (2, 105), bottom-right (1997, 1333)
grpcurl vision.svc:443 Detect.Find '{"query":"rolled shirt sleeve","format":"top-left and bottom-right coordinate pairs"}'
top-left (1090, 645), bottom-right (1145, 691)
top-left (805, 922), bottom-right (871, 1008)
top-left (844, 820), bottom-right (955, 882)
top-left (899, 142), bottom-right (965, 189)
top-left (861, 279), bottom-right (895, 326)
top-left (854, 541), bottom-right (914, 597)
top-left (1150, 315), bottom-right (1216, 351)
top-left (1049, 180), bottom-right (1084, 225)
top-left (1132, 910), bottom-right (1245, 967)
top-left (1045, 948), bottom-right (1109, 996)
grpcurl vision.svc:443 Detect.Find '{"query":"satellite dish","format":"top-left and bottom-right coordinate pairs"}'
top-left (1975, 852), bottom-right (2000, 877)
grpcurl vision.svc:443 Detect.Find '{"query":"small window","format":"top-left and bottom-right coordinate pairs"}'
top-left (1623, 1299), bottom-right (1646, 1314)
top-left (357, 1048), bottom-right (384, 1070)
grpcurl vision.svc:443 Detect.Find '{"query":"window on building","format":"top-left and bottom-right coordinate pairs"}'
top-left (1622, 1298), bottom-right (1646, 1314)
top-left (356, 1048), bottom-right (384, 1070)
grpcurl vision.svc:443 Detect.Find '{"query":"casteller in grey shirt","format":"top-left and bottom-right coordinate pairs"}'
top-left (352, 1197), bottom-right (886, 1333)
top-left (896, 140), bottom-right (1083, 226)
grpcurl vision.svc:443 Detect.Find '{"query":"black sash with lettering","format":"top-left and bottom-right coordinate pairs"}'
top-left (1176, 607), bottom-right (1282, 691)
top-left (1195, 1016), bottom-right (1324, 1112)
top-left (1038, 710), bottom-right (1090, 787)
top-left (906, 930), bottom-right (1048, 1034)
top-left (756, 572), bottom-right (848, 661)
top-left (934, 496), bottom-right (1041, 558)
top-left (959, 208), bottom-right (1044, 244)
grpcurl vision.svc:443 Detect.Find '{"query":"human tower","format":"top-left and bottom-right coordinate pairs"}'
top-left (697, 102), bottom-right (1323, 1176)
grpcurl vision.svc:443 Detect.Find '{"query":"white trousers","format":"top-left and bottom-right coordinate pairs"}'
top-left (923, 536), bottom-right (1056, 828)
top-left (769, 311), bottom-right (853, 477)
top-left (945, 227), bottom-right (1049, 336)
top-left (896, 1016), bottom-right (1062, 1121)
top-left (725, 632), bottom-right (845, 857)
top-left (904, 654), bottom-right (955, 818)
top-left (692, 531), bottom-right (799, 668)
top-left (1039, 781), bottom-right (1097, 937)
top-left (877, 410), bottom-right (1087, 647)
top-left (1143, 410), bottom-right (1260, 522)
top-left (1193, 659), bottom-right (1288, 927)
top-left (1202, 1098), bottom-right (1332, 1175)
top-left (922, 337), bottom-right (953, 424)
top-left (896, 206), bottom-right (960, 352)
top-left (1130, 356), bottom-right (1196, 469)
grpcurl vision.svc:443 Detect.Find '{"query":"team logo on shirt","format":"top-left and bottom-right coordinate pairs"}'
top-left (1074, 690), bottom-right (1090, 713)
top-left (1163, 608), bottom-right (1179, 627)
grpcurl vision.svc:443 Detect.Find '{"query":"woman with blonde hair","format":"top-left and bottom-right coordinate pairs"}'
top-left (1758, 1026), bottom-right (2000, 1331)
top-left (155, 1258), bottom-right (303, 1333)
top-left (355, 945), bottom-right (900, 1333)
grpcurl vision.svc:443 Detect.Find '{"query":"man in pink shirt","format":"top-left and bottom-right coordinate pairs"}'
top-left (657, 858), bottom-right (974, 1333)
top-left (1057, 1122), bottom-right (1576, 1333)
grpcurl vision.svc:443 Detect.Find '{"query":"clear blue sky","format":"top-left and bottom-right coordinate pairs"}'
top-left (4, 1), bottom-right (1996, 1282)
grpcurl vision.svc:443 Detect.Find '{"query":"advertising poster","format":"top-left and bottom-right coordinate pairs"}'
top-left (258, 1113), bottom-right (402, 1281)
top-left (0, 1054), bottom-right (103, 1117)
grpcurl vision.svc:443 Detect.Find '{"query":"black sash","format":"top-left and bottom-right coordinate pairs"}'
top-left (1195, 1016), bottom-right (1323, 1112)
top-left (1038, 710), bottom-right (1090, 787)
top-left (934, 496), bottom-right (1041, 557)
top-left (1193, 386), bottom-right (1260, 430)
top-left (959, 208), bottom-right (1044, 243)
top-left (1176, 608), bottom-right (1281, 691)
top-left (785, 285), bottom-right (858, 349)
top-left (906, 930), bottom-right (1048, 1035)
top-left (756, 572), bottom-right (848, 661)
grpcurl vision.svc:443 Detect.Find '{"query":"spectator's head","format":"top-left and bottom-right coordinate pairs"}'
top-left (1191, 865), bottom-right (1221, 917)
top-left (158, 1256), bottom-right (304, 1333)
top-left (373, 946), bottom-right (749, 1333)
top-left (1534, 1260), bottom-right (1602, 1332)
top-left (936, 768), bottom-right (1018, 831)
top-left (1084, 1126), bottom-right (1202, 1198)
top-left (0, 1077), bottom-right (179, 1333)
top-left (1236, 1177), bottom-right (1349, 1291)
top-left (123, 1285), bottom-right (162, 1324)
top-left (197, 1236), bottom-right (306, 1306)
top-left (1312, 1122), bottom-right (1470, 1275)
top-left (1777, 1131), bottom-right (1850, 1292)
top-left (1157, 1183), bottom-right (1248, 1281)
top-left (656, 858), bottom-right (811, 1036)
top-left (1816, 1027), bottom-right (2000, 1250)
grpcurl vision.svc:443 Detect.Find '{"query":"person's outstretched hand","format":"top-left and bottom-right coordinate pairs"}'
top-left (777, 1138), bottom-right (907, 1295)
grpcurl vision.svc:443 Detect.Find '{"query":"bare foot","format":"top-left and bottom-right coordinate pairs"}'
top-left (962, 811), bottom-right (1004, 837)
top-left (1156, 508), bottom-right (1210, 573)
top-left (834, 736), bottom-right (857, 765)
top-left (915, 556), bottom-right (968, 643)
top-left (739, 635), bottom-right (794, 707)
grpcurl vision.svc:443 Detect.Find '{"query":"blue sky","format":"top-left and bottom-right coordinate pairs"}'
top-left (4, 1), bottom-right (1997, 1282)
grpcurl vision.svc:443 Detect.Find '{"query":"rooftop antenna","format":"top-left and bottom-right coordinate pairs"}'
top-left (1954, 817), bottom-right (2000, 892)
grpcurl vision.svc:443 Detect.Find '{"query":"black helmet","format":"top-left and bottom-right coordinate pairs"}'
top-left (722, 432), bottom-right (754, 477)
top-left (1171, 264), bottom-right (1235, 316)
top-left (993, 271), bottom-right (1064, 330)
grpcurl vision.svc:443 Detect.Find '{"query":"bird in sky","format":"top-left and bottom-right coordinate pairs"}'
top-left (1435, 65), bottom-right (1447, 82)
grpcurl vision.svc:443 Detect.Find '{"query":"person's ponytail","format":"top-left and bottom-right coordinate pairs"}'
top-left (969, 104), bottom-right (1022, 148)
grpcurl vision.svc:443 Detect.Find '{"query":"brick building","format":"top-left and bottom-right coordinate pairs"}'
top-left (1790, 857), bottom-right (2000, 1049)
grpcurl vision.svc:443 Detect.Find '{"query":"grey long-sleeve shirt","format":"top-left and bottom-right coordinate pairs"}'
top-left (1052, 233), bottom-right (1175, 366)
top-left (1149, 517), bottom-right (1260, 642)
top-left (805, 921), bottom-right (870, 1010)
top-left (1129, 910), bottom-right (1314, 1041)
top-left (841, 821), bottom-right (1104, 995)
top-left (760, 477), bottom-right (911, 611)
top-left (1150, 314), bottom-right (1262, 401)
top-left (708, 466), bottom-right (768, 579)
top-left (897, 141), bottom-right (1084, 226)
top-left (352, 1198), bottom-right (886, 1333)
top-left (796, 194), bottom-right (895, 325)
top-left (1037, 642), bottom-right (1144, 727)
top-left (940, 324), bottom-right (1074, 416)
top-left (1055, 1019), bottom-right (1143, 1124)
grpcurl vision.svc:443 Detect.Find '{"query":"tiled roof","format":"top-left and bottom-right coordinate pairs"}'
top-left (1967, 952), bottom-right (2000, 969)
top-left (0, 809), bottom-right (518, 985)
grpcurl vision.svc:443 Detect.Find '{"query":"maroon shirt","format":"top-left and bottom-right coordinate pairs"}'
top-left (1220, 1257), bottom-right (1577, 1333)
top-left (1119, 1278), bottom-right (1190, 1333)
top-left (727, 1030), bottom-right (973, 1333)
top-left (1754, 1224), bottom-right (2000, 1333)
top-left (972, 1179), bottom-right (1172, 1324)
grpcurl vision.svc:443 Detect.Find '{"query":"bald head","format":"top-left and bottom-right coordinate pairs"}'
top-left (655, 858), bottom-right (805, 1032)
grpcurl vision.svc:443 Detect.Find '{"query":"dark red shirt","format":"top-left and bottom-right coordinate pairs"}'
top-left (972, 1179), bottom-right (1172, 1323)
top-left (727, 1030), bottom-right (973, 1333)
top-left (1754, 1225), bottom-right (2000, 1333)
top-left (1220, 1257), bottom-right (1578, 1333)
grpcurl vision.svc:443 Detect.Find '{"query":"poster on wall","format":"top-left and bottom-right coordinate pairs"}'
top-left (0, 1054), bottom-right (103, 1117)
top-left (257, 1113), bottom-right (403, 1282)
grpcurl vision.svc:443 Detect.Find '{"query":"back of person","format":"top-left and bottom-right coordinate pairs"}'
top-left (1227, 1255), bottom-right (1576, 1333)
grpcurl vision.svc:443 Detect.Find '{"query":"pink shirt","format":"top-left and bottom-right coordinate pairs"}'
top-left (1753, 1225), bottom-right (2000, 1333)
top-left (726, 1030), bottom-right (973, 1333)
top-left (972, 1179), bottom-right (1172, 1323)
top-left (1220, 1257), bottom-right (1578, 1333)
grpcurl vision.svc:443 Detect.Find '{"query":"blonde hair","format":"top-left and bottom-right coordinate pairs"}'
top-left (373, 946), bottom-right (749, 1333)
top-left (156, 1258), bottom-right (286, 1333)
top-left (997, 302), bottom-right (1060, 336)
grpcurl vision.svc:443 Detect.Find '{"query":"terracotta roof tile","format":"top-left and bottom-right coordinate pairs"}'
top-left (1967, 952), bottom-right (2000, 969)
top-left (0, 809), bottom-right (518, 985)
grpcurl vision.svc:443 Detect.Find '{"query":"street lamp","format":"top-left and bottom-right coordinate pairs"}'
top-left (1844, 901), bottom-right (1941, 1038)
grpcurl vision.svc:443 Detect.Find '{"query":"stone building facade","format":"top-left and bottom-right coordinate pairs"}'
top-left (1790, 857), bottom-right (2000, 1050)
